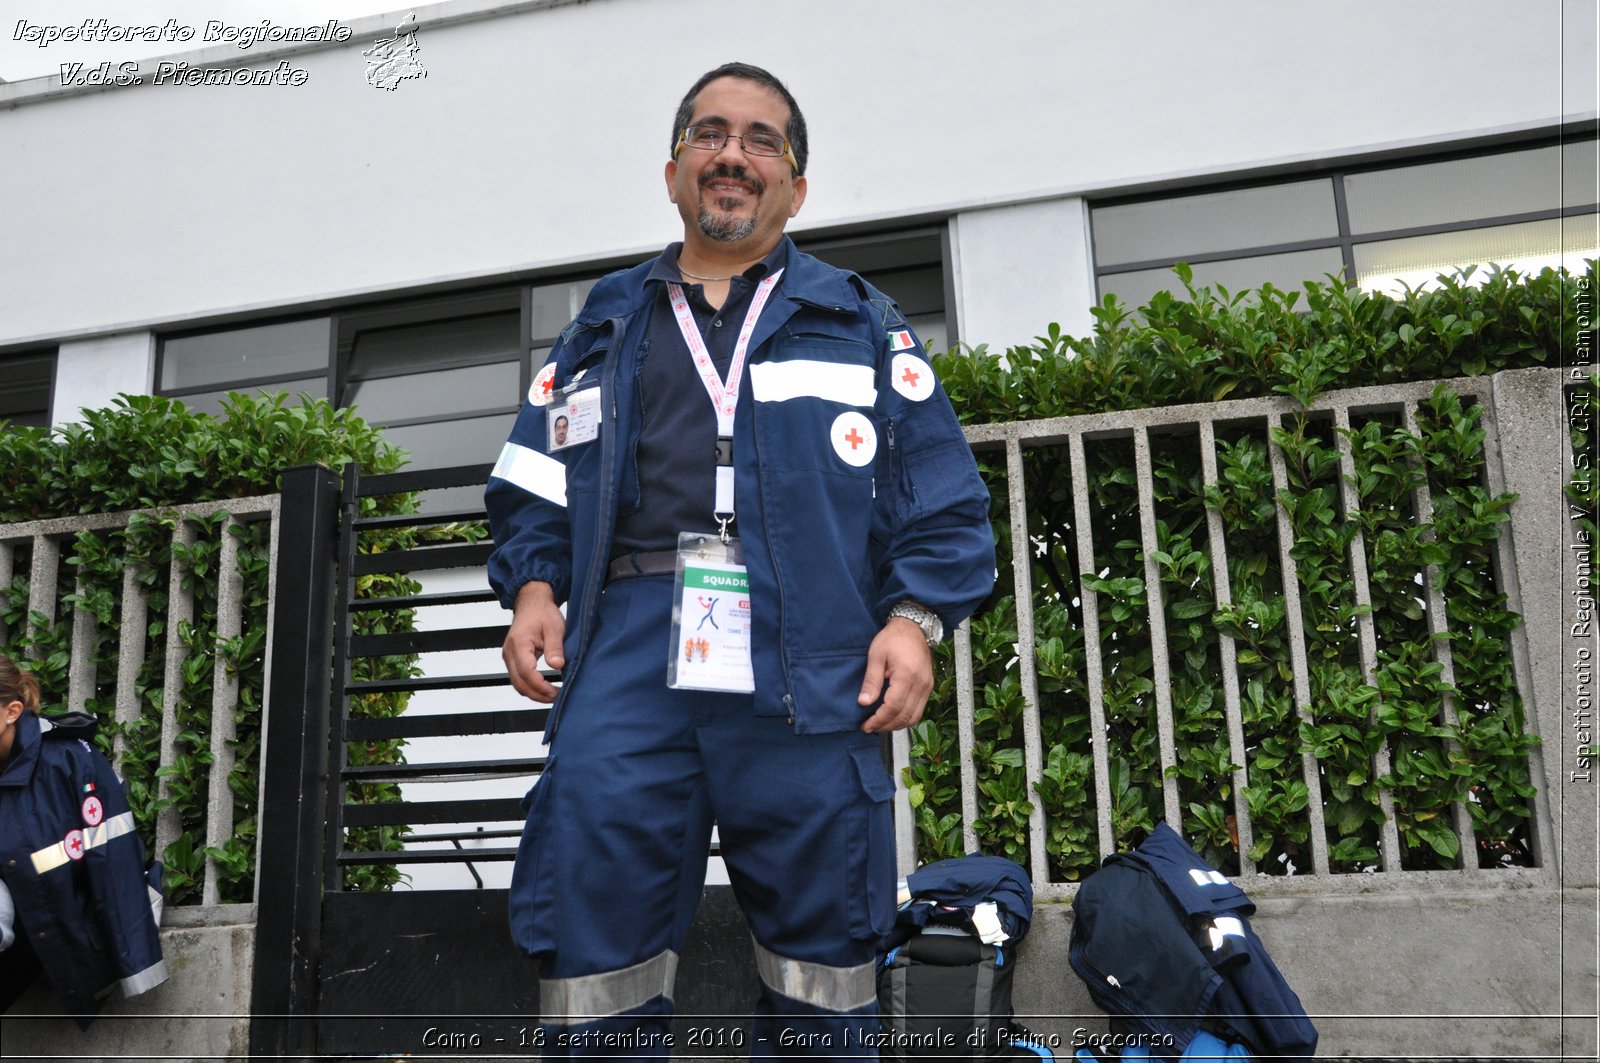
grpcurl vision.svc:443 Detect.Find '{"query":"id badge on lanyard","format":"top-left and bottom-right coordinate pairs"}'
top-left (667, 533), bottom-right (754, 693)
top-left (662, 268), bottom-right (783, 694)
top-left (546, 376), bottom-right (601, 452)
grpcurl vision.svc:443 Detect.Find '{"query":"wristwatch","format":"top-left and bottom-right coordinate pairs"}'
top-left (888, 600), bottom-right (944, 647)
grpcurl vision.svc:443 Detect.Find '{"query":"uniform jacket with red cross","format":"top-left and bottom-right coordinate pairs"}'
top-left (0, 709), bottom-right (167, 1027)
top-left (486, 236), bottom-right (996, 736)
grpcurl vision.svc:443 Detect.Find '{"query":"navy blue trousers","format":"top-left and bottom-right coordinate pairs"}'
top-left (510, 574), bottom-right (897, 1059)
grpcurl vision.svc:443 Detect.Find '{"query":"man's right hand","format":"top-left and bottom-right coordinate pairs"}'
top-left (503, 581), bottom-right (565, 702)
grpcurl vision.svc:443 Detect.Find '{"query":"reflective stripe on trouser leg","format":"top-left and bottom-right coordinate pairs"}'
top-left (751, 936), bottom-right (876, 1013)
top-left (518, 578), bottom-right (719, 1062)
top-left (539, 948), bottom-right (678, 1025)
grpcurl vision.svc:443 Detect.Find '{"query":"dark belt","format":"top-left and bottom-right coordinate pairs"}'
top-left (606, 549), bottom-right (679, 581)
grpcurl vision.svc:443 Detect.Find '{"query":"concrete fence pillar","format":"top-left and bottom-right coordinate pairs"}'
top-left (1488, 366), bottom-right (1597, 1059)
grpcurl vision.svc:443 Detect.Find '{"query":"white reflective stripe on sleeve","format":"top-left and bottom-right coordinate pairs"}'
top-left (749, 360), bottom-right (878, 407)
top-left (539, 948), bottom-right (677, 1024)
top-left (752, 937), bottom-right (876, 1012)
top-left (87, 810), bottom-right (136, 849)
top-left (0, 877), bottom-right (15, 951)
top-left (491, 442), bottom-right (567, 508)
top-left (31, 840), bottom-right (69, 875)
top-left (31, 811), bottom-right (136, 874)
top-left (120, 958), bottom-right (170, 998)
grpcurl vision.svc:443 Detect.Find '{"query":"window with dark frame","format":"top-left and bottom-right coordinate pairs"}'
top-left (0, 348), bottom-right (57, 429)
top-left (159, 317), bottom-right (333, 417)
top-left (154, 289), bottom-right (541, 474)
top-left (800, 227), bottom-right (950, 353)
top-left (1091, 136), bottom-right (1600, 309)
top-left (154, 227), bottom-right (956, 473)
top-left (336, 289), bottom-right (524, 474)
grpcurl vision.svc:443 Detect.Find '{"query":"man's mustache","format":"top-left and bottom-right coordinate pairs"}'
top-left (700, 165), bottom-right (765, 196)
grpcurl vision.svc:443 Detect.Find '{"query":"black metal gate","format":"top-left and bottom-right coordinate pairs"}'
top-left (248, 463), bottom-right (755, 1060)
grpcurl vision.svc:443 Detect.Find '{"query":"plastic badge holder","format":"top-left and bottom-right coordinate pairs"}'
top-left (667, 532), bottom-right (754, 693)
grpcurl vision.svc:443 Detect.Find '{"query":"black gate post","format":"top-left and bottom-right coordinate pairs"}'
top-left (250, 464), bottom-right (342, 1061)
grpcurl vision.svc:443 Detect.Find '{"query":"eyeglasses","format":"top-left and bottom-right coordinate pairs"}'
top-left (675, 125), bottom-right (799, 172)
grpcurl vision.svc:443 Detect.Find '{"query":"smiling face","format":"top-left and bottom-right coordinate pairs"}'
top-left (665, 76), bottom-right (808, 259)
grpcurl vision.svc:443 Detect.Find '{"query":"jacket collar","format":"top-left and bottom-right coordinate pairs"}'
top-left (0, 709), bottom-right (42, 788)
top-left (643, 239), bottom-right (788, 288)
top-left (575, 235), bottom-right (860, 328)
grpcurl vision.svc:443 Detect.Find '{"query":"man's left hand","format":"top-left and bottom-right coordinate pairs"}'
top-left (858, 617), bottom-right (934, 733)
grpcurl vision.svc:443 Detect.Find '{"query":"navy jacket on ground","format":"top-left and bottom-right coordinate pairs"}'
top-left (0, 710), bottom-right (166, 1027)
top-left (1069, 822), bottom-right (1316, 1059)
top-left (888, 853), bottom-right (1034, 948)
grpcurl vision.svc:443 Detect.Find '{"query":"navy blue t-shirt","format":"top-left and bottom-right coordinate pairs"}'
top-left (610, 241), bottom-right (789, 559)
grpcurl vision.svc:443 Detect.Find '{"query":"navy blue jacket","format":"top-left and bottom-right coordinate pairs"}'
top-left (486, 237), bottom-right (996, 735)
top-left (1069, 822), bottom-right (1317, 1059)
top-left (0, 711), bottom-right (166, 1027)
top-left (889, 853), bottom-right (1034, 947)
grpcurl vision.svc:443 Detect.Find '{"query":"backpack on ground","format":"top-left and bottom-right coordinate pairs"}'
top-left (877, 854), bottom-right (1053, 1061)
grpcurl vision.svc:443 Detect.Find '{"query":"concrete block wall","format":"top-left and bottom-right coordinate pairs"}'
top-left (3, 906), bottom-right (254, 1062)
top-left (4, 885), bottom-right (1594, 1060)
top-left (1014, 886), bottom-right (1596, 1062)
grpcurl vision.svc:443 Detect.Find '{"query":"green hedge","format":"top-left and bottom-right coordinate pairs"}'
top-left (0, 393), bottom-right (420, 900)
top-left (914, 262), bottom-right (1593, 879)
top-left (2, 261), bottom-right (1589, 894)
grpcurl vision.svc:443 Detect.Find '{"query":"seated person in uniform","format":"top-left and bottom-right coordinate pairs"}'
top-left (0, 653), bottom-right (167, 1028)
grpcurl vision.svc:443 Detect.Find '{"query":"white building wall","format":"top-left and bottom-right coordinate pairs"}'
top-left (50, 331), bottom-right (156, 424)
top-left (949, 199), bottom-right (1097, 351)
top-left (0, 0), bottom-right (1590, 355)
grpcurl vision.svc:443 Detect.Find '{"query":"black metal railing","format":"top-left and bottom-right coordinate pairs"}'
top-left (328, 461), bottom-right (547, 883)
top-left (250, 461), bottom-right (554, 1059)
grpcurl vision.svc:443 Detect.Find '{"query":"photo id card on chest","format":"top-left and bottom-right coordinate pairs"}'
top-left (667, 532), bottom-right (754, 694)
top-left (547, 378), bottom-right (601, 452)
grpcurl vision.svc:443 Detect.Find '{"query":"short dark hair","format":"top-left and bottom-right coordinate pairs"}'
top-left (671, 62), bottom-right (808, 176)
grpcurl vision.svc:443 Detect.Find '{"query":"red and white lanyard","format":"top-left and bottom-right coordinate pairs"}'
top-left (666, 268), bottom-right (784, 536)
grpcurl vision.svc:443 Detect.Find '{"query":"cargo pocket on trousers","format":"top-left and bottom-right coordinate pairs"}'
top-left (845, 744), bottom-right (898, 941)
top-left (509, 755), bottom-right (558, 958)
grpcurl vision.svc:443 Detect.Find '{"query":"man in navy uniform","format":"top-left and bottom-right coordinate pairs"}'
top-left (486, 61), bottom-right (994, 1058)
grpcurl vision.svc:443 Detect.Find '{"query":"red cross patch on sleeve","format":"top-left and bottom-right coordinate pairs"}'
top-left (529, 362), bottom-right (558, 407)
top-left (891, 353), bottom-right (936, 402)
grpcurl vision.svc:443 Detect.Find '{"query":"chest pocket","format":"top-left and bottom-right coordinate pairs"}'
top-left (749, 332), bottom-right (878, 475)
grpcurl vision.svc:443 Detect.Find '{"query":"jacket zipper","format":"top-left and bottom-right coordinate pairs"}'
top-left (748, 385), bottom-right (798, 727)
top-left (545, 316), bottom-right (627, 741)
top-left (884, 417), bottom-right (896, 502)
